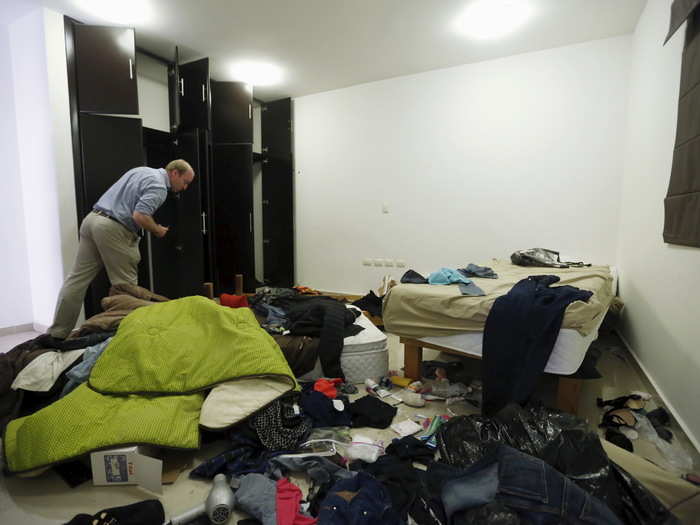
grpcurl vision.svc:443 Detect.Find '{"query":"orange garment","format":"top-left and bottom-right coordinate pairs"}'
top-left (220, 294), bottom-right (249, 308)
top-left (313, 378), bottom-right (343, 399)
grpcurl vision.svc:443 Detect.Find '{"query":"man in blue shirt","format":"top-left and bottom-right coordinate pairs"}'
top-left (48, 160), bottom-right (195, 339)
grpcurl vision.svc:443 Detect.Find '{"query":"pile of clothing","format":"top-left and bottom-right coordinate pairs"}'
top-left (184, 402), bottom-right (679, 525)
top-left (2, 295), bottom-right (299, 474)
top-left (0, 283), bottom-right (166, 433)
top-left (247, 288), bottom-right (364, 379)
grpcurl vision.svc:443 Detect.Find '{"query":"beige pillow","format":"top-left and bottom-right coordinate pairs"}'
top-left (200, 377), bottom-right (294, 430)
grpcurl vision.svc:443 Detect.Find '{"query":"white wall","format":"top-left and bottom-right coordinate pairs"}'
top-left (294, 36), bottom-right (632, 293)
top-left (617, 0), bottom-right (700, 449)
top-left (8, 8), bottom-right (77, 330)
top-left (0, 21), bottom-right (32, 328)
top-left (137, 52), bottom-right (170, 132)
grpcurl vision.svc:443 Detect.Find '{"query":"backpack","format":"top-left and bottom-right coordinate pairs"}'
top-left (510, 248), bottom-right (589, 268)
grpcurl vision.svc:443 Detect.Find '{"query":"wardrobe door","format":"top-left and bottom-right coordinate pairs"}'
top-left (212, 144), bottom-right (254, 293)
top-left (211, 81), bottom-right (253, 144)
top-left (142, 128), bottom-right (176, 297)
top-left (179, 58), bottom-right (211, 130)
top-left (261, 98), bottom-right (294, 286)
top-left (73, 25), bottom-right (138, 114)
top-left (78, 114), bottom-right (144, 316)
top-left (168, 47), bottom-right (181, 132)
top-left (170, 130), bottom-right (205, 296)
top-left (142, 129), bottom-right (206, 298)
top-left (79, 115), bottom-right (144, 217)
top-left (190, 129), bottom-right (215, 283)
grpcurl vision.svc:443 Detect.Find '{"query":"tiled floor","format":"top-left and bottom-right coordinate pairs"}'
top-left (0, 331), bottom-right (43, 354)
top-left (0, 329), bottom-right (697, 524)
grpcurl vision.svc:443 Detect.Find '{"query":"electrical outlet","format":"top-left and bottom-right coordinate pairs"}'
top-left (384, 259), bottom-right (395, 267)
top-left (362, 258), bottom-right (372, 266)
top-left (373, 258), bottom-right (384, 267)
top-left (396, 259), bottom-right (406, 268)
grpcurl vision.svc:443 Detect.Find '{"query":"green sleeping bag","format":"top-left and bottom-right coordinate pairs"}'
top-left (4, 384), bottom-right (202, 473)
top-left (89, 296), bottom-right (297, 394)
top-left (4, 296), bottom-right (298, 473)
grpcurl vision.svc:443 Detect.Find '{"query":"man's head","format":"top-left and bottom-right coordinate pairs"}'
top-left (165, 159), bottom-right (195, 192)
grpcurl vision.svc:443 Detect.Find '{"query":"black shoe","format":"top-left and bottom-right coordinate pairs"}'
top-left (35, 333), bottom-right (65, 348)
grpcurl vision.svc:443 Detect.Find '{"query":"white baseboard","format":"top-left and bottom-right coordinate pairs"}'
top-left (33, 322), bottom-right (49, 334)
top-left (0, 323), bottom-right (34, 336)
top-left (615, 329), bottom-right (700, 454)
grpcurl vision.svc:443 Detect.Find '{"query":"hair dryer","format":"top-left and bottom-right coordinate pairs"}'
top-left (169, 473), bottom-right (235, 525)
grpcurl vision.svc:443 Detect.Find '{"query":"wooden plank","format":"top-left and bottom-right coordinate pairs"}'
top-left (403, 339), bottom-right (423, 380)
top-left (556, 377), bottom-right (582, 414)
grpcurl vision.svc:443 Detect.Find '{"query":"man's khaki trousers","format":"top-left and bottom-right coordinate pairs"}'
top-left (48, 212), bottom-right (140, 338)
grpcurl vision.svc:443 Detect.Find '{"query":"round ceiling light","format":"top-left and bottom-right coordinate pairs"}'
top-left (455, 0), bottom-right (533, 40)
top-left (229, 61), bottom-right (283, 86)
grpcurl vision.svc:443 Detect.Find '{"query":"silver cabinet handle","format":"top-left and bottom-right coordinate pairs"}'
top-left (249, 212), bottom-right (253, 233)
top-left (129, 58), bottom-right (133, 79)
top-left (201, 212), bottom-right (207, 235)
top-left (202, 84), bottom-right (206, 102)
top-left (249, 104), bottom-right (251, 119)
top-left (180, 78), bottom-right (184, 96)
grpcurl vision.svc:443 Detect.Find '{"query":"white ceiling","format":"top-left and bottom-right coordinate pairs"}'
top-left (40, 0), bottom-right (646, 101)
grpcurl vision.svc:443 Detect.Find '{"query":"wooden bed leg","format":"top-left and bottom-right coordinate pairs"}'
top-left (556, 377), bottom-right (582, 414)
top-left (403, 340), bottom-right (423, 380)
top-left (202, 282), bottom-right (214, 299)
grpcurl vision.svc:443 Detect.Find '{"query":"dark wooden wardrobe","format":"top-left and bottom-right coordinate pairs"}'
top-left (66, 17), bottom-right (295, 316)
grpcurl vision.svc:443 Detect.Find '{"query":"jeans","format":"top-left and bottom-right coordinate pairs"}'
top-left (427, 444), bottom-right (622, 524)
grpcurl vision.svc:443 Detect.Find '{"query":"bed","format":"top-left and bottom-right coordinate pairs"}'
top-left (383, 261), bottom-right (617, 413)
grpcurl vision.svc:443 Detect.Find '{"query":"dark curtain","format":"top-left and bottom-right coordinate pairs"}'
top-left (664, 4), bottom-right (700, 247)
top-left (665, 0), bottom-right (700, 43)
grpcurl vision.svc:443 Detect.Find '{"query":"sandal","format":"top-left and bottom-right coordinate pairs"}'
top-left (600, 408), bottom-right (637, 429)
top-left (597, 394), bottom-right (647, 410)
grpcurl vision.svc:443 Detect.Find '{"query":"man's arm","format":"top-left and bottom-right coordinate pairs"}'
top-left (132, 211), bottom-right (169, 238)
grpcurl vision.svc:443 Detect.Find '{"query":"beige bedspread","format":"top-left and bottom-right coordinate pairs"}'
top-left (383, 261), bottom-right (613, 338)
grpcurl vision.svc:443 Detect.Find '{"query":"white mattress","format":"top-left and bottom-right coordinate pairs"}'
top-left (417, 268), bottom-right (618, 376)
top-left (342, 306), bottom-right (388, 353)
top-left (297, 306), bottom-right (388, 382)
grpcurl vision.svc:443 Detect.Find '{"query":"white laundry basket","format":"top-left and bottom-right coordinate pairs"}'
top-left (297, 306), bottom-right (388, 384)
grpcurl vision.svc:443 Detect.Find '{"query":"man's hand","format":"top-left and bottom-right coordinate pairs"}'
top-left (154, 225), bottom-right (169, 238)
top-left (133, 211), bottom-right (169, 238)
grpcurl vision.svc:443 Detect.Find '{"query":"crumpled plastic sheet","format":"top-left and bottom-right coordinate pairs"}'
top-left (635, 413), bottom-right (694, 473)
top-left (457, 501), bottom-right (521, 524)
top-left (436, 404), bottom-right (676, 525)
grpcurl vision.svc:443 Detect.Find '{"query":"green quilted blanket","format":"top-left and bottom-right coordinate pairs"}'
top-left (4, 297), bottom-right (298, 473)
top-left (4, 384), bottom-right (203, 473)
top-left (89, 296), bottom-right (297, 394)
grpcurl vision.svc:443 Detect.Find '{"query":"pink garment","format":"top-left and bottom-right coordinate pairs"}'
top-left (276, 478), bottom-right (317, 525)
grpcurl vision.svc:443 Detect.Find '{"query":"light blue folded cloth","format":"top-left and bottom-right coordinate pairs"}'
top-left (428, 268), bottom-right (472, 285)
